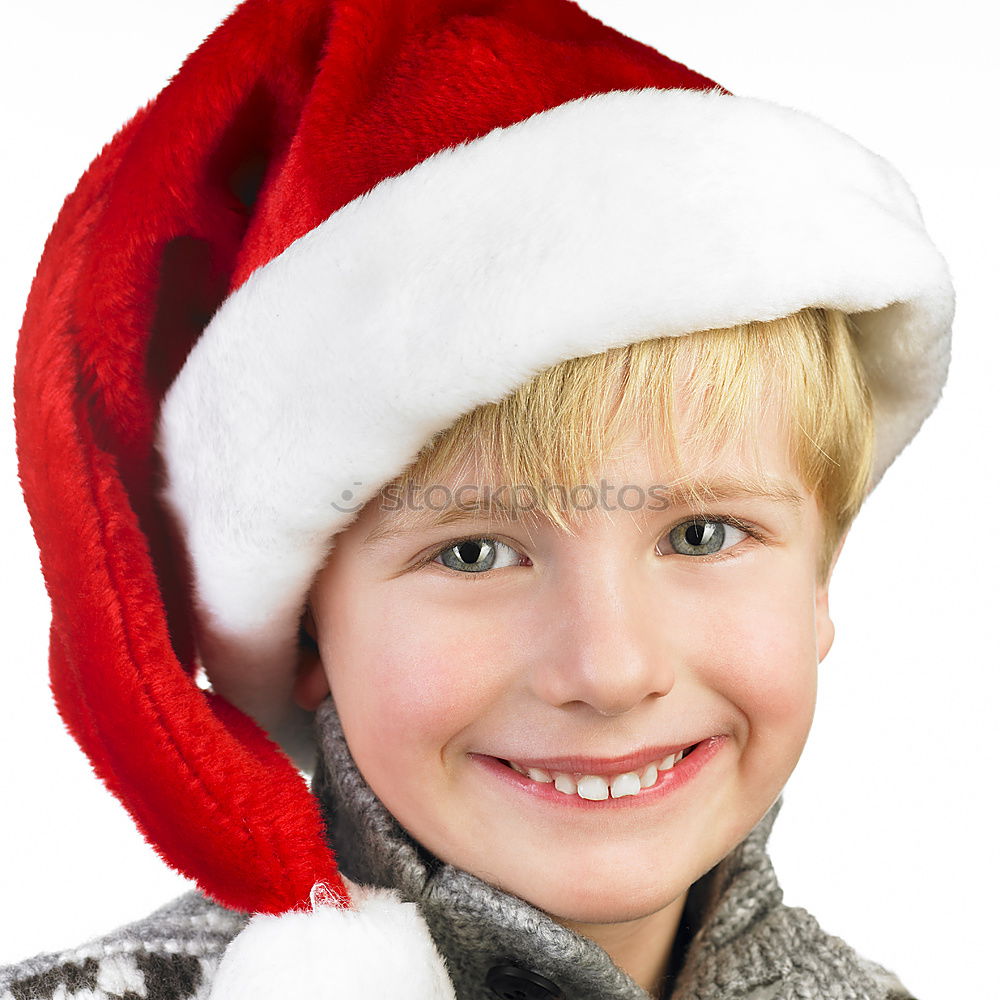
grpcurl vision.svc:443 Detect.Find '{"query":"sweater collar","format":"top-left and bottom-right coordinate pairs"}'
top-left (311, 699), bottom-right (785, 1000)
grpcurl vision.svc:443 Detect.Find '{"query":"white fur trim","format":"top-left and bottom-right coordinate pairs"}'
top-left (208, 879), bottom-right (456, 1000)
top-left (157, 87), bottom-right (953, 757)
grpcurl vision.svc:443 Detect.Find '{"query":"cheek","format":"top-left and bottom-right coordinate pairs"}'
top-left (321, 588), bottom-right (512, 826)
top-left (701, 572), bottom-right (818, 744)
top-left (322, 585), bottom-right (508, 747)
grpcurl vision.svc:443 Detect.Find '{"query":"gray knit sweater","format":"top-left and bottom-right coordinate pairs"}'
top-left (0, 700), bottom-right (914, 1000)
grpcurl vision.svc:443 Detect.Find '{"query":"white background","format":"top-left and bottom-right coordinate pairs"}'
top-left (1, 2), bottom-right (996, 996)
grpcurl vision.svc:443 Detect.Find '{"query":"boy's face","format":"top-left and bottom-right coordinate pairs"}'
top-left (302, 401), bottom-right (837, 925)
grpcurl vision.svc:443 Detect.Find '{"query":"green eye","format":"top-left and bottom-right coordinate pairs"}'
top-left (435, 538), bottom-right (522, 574)
top-left (664, 520), bottom-right (748, 557)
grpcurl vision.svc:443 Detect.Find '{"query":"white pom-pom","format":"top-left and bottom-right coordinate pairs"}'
top-left (208, 878), bottom-right (456, 1000)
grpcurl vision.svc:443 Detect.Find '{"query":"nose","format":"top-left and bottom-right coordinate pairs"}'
top-left (529, 565), bottom-right (676, 717)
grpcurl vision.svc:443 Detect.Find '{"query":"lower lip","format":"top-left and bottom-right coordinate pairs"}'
top-left (470, 737), bottom-right (726, 810)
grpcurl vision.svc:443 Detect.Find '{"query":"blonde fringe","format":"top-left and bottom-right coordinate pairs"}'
top-left (384, 308), bottom-right (874, 583)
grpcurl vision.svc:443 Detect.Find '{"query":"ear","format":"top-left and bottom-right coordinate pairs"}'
top-left (816, 533), bottom-right (848, 664)
top-left (293, 603), bottom-right (331, 711)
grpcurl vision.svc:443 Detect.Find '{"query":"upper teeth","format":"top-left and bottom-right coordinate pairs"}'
top-left (508, 750), bottom-right (688, 800)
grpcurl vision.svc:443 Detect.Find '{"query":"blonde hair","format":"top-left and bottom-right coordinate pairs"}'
top-left (384, 308), bottom-right (874, 583)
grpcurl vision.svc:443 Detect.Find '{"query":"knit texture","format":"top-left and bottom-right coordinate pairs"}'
top-left (0, 892), bottom-right (246, 999)
top-left (0, 699), bottom-right (915, 1000)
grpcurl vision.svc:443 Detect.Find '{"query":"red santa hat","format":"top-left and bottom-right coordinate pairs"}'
top-left (14, 0), bottom-right (953, 995)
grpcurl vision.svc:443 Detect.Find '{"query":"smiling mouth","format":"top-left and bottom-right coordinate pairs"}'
top-left (497, 743), bottom-right (701, 801)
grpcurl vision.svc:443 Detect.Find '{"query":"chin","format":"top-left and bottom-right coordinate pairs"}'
top-left (510, 873), bottom-right (688, 927)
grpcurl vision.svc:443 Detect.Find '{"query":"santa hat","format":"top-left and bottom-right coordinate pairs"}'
top-left (14, 0), bottom-right (953, 996)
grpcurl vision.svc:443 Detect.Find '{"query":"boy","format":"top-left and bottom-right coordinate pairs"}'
top-left (1, 1), bottom-right (952, 999)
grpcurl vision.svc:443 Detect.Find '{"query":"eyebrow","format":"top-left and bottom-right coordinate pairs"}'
top-left (362, 474), bottom-right (805, 548)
